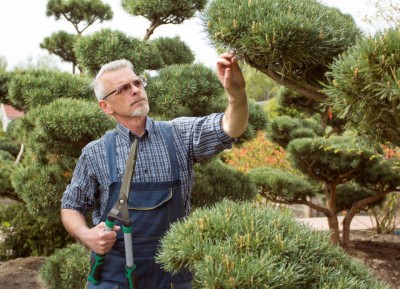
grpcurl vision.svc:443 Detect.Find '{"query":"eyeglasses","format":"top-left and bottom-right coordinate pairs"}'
top-left (102, 77), bottom-right (147, 100)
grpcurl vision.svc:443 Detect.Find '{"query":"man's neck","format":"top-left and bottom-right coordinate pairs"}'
top-left (117, 115), bottom-right (147, 137)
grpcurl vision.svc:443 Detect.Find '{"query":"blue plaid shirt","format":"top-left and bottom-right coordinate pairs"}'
top-left (61, 113), bottom-right (234, 224)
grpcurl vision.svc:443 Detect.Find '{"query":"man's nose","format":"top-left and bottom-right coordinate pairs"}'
top-left (129, 82), bottom-right (141, 94)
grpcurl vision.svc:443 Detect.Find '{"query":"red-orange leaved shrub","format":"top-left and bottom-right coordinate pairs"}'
top-left (223, 132), bottom-right (290, 172)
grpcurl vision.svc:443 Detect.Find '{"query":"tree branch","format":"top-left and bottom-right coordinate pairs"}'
top-left (261, 193), bottom-right (330, 215)
top-left (260, 69), bottom-right (327, 102)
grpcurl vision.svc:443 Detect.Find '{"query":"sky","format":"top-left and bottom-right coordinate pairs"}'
top-left (0, 0), bottom-right (383, 72)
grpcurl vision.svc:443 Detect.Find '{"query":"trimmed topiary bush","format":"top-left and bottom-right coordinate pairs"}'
top-left (157, 200), bottom-right (389, 288)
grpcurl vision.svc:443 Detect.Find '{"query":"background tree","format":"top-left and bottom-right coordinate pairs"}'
top-left (42, 0), bottom-right (113, 73)
top-left (199, 0), bottom-right (400, 248)
top-left (151, 36), bottom-right (195, 66)
top-left (324, 28), bottom-right (400, 146)
top-left (73, 28), bottom-right (164, 75)
top-left (203, 0), bottom-right (361, 101)
top-left (40, 31), bottom-right (79, 73)
top-left (0, 69), bottom-right (115, 258)
top-left (46, 0), bottom-right (113, 34)
top-left (121, 0), bottom-right (207, 40)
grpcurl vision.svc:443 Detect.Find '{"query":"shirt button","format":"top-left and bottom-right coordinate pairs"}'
top-left (144, 168), bottom-right (148, 174)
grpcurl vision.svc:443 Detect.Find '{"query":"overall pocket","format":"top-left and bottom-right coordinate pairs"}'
top-left (128, 188), bottom-right (173, 238)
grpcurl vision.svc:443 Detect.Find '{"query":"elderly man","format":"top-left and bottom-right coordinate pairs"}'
top-left (61, 51), bottom-right (248, 289)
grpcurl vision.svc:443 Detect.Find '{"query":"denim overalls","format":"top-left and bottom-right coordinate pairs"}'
top-left (86, 122), bottom-right (192, 289)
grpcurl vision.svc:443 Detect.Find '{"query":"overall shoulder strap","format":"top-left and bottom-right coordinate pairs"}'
top-left (158, 121), bottom-right (180, 180)
top-left (103, 129), bottom-right (118, 183)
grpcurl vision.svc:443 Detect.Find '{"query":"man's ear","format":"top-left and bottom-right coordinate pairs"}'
top-left (99, 100), bottom-right (113, 115)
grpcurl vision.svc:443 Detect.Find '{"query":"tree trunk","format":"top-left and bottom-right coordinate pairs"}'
top-left (15, 143), bottom-right (24, 164)
top-left (342, 190), bottom-right (388, 247)
top-left (324, 182), bottom-right (340, 244)
top-left (144, 18), bottom-right (162, 41)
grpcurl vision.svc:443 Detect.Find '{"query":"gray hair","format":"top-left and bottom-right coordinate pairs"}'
top-left (92, 59), bottom-right (134, 100)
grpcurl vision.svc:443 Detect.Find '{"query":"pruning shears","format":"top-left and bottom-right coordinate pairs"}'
top-left (88, 138), bottom-right (139, 289)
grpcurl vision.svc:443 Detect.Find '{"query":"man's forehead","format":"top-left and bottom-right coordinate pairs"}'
top-left (101, 67), bottom-right (137, 84)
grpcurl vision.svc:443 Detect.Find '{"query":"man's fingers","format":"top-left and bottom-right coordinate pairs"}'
top-left (224, 67), bottom-right (232, 87)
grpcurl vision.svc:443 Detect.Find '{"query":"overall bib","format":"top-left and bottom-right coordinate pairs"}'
top-left (87, 122), bottom-right (192, 289)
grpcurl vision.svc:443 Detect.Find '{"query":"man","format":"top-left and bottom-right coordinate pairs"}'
top-left (61, 51), bottom-right (248, 289)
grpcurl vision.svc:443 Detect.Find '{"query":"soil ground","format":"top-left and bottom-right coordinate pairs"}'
top-left (0, 230), bottom-right (399, 289)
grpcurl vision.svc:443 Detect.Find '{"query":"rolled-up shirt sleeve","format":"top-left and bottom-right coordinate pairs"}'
top-left (172, 113), bottom-right (236, 163)
top-left (61, 150), bottom-right (98, 215)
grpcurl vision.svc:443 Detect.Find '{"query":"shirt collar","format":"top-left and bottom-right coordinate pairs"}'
top-left (116, 116), bottom-right (154, 143)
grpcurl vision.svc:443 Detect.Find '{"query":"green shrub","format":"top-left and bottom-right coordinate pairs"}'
top-left (0, 135), bottom-right (20, 157)
top-left (157, 200), bottom-right (389, 289)
top-left (39, 243), bottom-right (89, 289)
top-left (192, 158), bottom-right (256, 208)
top-left (0, 202), bottom-right (73, 260)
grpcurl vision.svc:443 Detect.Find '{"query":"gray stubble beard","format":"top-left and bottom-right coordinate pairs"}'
top-left (131, 104), bottom-right (150, 117)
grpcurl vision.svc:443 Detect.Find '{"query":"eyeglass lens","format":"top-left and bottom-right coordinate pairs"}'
top-left (117, 78), bottom-right (146, 94)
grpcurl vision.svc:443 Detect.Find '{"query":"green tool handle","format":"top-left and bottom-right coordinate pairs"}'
top-left (125, 264), bottom-right (138, 289)
top-left (87, 219), bottom-right (115, 285)
top-left (123, 225), bottom-right (137, 289)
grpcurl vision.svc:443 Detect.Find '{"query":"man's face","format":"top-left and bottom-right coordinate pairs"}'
top-left (100, 67), bottom-right (149, 118)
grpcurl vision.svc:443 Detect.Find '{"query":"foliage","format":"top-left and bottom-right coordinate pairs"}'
top-left (267, 115), bottom-right (324, 148)
top-left (46, 0), bottom-right (113, 34)
top-left (287, 136), bottom-right (376, 184)
top-left (157, 199), bottom-right (388, 289)
top-left (240, 100), bottom-right (268, 142)
top-left (335, 183), bottom-right (378, 212)
top-left (40, 31), bottom-right (78, 66)
top-left (39, 243), bottom-right (89, 289)
top-left (151, 36), bottom-right (195, 66)
top-left (20, 98), bottom-right (115, 161)
top-left (11, 163), bottom-right (69, 215)
top-left (122, 0), bottom-right (207, 40)
top-left (0, 135), bottom-right (20, 157)
top-left (74, 28), bottom-right (163, 76)
top-left (191, 158), bottom-right (256, 209)
top-left (147, 63), bottom-right (224, 118)
top-left (262, 97), bottom-right (297, 120)
top-left (276, 88), bottom-right (346, 135)
top-left (0, 157), bottom-right (17, 200)
top-left (355, 157), bottom-right (400, 194)
top-left (0, 202), bottom-right (73, 260)
top-left (249, 166), bottom-right (316, 202)
top-left (368, 192), bottom-right (400, 234)
top-left (7, 69), bottom-right (93, 111)
top-left (0, 133), bottom-right (19, 200)
top-left (223, 131), bottom-right (290, 173)
top-left (242, 65), bottom-right (282, 101)
top-left (324, 28), bottom-right (400, 146)
top-left (0, 70), bottom-right (11, 104)
top-left (278, 88), bottom-right (322, 115)
top-left (0, 150), bottom-right (13, 161)
top-left (203, 0), bottom-right (361, 99)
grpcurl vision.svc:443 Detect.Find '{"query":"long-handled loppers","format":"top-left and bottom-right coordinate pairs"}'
top-left (88, 138), bottom-right (139, 289)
